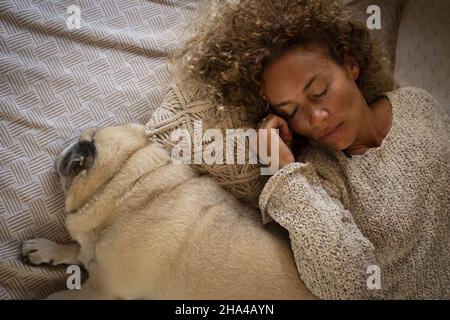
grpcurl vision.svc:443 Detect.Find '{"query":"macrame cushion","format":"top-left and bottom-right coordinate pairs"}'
top-left (145, 81), bottom-right (270, 218)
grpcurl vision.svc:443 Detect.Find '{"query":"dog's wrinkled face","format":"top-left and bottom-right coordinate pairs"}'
top-left (55, 128), bottom-right (97, 193)
top-left (55, 124), bottom-right (147, 211)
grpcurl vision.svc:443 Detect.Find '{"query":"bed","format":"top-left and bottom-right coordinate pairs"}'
top-left (1, 0), bottom-right (448, 299)
top-left (0, 0), bottom-right (200, 299)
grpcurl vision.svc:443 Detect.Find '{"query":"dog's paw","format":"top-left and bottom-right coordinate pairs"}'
top-left (21, 238), bottom-right (61, 266)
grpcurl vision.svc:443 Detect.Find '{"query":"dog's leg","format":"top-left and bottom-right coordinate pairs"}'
top-left (21, 238), bottom-right (82, 266)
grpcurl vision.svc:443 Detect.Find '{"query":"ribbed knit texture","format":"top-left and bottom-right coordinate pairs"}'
top-left (259, 87), bottom-right (450, 299)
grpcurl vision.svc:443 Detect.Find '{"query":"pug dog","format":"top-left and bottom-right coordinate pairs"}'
top-left (21, 124), bottom-right (315, 300)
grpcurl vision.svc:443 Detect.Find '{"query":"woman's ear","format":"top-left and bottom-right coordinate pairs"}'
top-left (343, 51), bottom-right (360, 81)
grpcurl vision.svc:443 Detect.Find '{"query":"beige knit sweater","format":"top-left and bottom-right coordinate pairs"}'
top-left (259, 87), bottom-right (450, 299)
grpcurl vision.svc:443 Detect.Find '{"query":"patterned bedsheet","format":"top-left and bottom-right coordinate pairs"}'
top-left (0, 0), bottom-right (199, 300)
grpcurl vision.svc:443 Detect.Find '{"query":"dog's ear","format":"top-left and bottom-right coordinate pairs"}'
top-left (59, 140), bottom-right (96, 177)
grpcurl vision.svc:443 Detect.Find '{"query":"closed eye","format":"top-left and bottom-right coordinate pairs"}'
top-left (276, 105), bottom-right (298, 118)
top-left (287, 105), bottom-right (299, 117)
top-left (312, 86), bottom-right (328, 98)
top-left (275, 104), bottom-right (297, 118)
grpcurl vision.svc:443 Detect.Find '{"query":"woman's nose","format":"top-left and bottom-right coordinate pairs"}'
top-left (309, 107), bottom-right (329, 129)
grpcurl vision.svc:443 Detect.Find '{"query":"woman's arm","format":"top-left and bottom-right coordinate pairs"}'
top-left (259, 161), bottom-right (381, 299)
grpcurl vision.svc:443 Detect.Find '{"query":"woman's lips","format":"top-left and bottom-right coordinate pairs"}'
top-left (319, 122), bottom-right (343, 140)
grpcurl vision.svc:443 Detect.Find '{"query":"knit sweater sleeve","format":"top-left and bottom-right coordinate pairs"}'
top-left (259, 161), bottom-right (380, 299)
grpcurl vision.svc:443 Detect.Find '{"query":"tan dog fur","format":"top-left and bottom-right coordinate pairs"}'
top-left (21, 124), bottom-right (316, 300)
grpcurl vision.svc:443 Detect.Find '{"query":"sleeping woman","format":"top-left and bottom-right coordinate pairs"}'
top-left (173, 0), bottom-right (449, 299)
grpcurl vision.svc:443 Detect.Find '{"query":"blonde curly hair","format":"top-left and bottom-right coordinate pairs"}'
top-left (171, 0), bottom-right (394, 121)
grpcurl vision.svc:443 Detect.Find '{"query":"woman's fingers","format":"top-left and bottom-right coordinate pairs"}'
top-left (272, 116), bottom-right (293, 142)
top-left (256, 113), bottom-right (295, 169)
top-left (260, 113), bottom-right (292, 142)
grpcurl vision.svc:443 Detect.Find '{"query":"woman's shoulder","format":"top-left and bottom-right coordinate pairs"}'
top-left (387, 86), bottom-right (434, 101)
top-left (385, 86), bottom-right (449, 129)
top-left (386, 87), bottom-right (447, 116)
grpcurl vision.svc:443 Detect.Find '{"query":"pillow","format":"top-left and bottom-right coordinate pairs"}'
top-left (146, 80), bottom-right (269, 211)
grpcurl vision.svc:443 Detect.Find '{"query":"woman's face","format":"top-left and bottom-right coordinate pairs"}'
top-left (261, 45), bottom-right (367, 151)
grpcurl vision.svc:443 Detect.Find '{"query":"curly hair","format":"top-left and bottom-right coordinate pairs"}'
top-left (171, 0), bottom-right (394, 121)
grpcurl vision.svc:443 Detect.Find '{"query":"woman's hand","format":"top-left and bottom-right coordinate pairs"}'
top-left (256, 113), bottom-right (295, 169)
